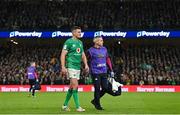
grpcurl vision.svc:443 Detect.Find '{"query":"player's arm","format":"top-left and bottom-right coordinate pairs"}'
top-left (60, 41), bottom-right (69, 77)
top-left (61, 49), bottom-right (68, 68)
top-left (82, 52), bottom-right (89, 73)
top-left (86, 50), bottom-right (91, 62)
top-left (60, 49), bottom-right (68, 76)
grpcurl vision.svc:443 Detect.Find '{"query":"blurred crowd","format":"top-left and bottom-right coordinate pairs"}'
top-left (0, 45), bottom-right (91, 85)
top-left (115, 45), bottom-right (180, 85)
top-left (0, 44), bottom-right (180, 85)
top-left (115, 0), bottom-right (180, 29)
top-left (0, 0), bottom-right (180, 30)
top-left (1, 0), bottom-right (180, 85)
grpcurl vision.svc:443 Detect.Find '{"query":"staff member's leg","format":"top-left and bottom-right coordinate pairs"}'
top-left (91, 74), bottom-right (103, 110)
top-left (98, 74), bottom-right (108, 109)
top-left (28, 79), bottom-right (35, 97)
top-left (100, 74), bottom-right (108, 98)
top-left (32, 80), bottom-right (37, 97)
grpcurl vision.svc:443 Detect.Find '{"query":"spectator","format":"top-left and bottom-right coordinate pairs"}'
top-left (1, 0), bottom-right (180, 30)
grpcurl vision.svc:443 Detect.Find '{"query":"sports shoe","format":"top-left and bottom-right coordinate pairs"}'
top-left (91, 100), bottom-right (104, 110)
top-left (62, 105), bottom-right (70, 111)
top-left (76, 106), bottom-right (85, 112)
top-left (91, 100), bottom-right (96, 106)
top-left (95, 106), bottom-right (104, 110)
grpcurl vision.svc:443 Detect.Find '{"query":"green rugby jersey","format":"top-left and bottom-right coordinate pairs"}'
top-left (63, 38), bottom-right (84, 70)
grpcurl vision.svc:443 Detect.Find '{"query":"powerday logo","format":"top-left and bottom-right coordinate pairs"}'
top-left (9, 31), bottom-right (42, 38)
top-left (137, 31), bottom-right (170, 38)
top-left (94, 31), bottom-right (127, 38)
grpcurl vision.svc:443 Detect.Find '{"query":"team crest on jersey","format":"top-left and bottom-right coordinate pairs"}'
top-left (76, 48), bottom-right (81, 53)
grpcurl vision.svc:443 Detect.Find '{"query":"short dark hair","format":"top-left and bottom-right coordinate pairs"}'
top-left (71, 26), bottom-right (81, 32)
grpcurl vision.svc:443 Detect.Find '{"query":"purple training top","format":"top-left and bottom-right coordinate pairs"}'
top-left (88, 46), bottom-right (108, 74)
top-left (27, 66), bottom-right (36, 79)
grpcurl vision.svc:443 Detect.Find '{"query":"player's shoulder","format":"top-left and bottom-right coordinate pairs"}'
top-left (77, 39), bottom-right (83, 44)
top-left (65, 38), bottom-right (73, 42)
top-left (64, 38), bottom-right (73, 44)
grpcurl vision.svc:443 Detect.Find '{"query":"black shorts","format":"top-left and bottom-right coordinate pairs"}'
top-left (29, 79), bottom-right (36, 85)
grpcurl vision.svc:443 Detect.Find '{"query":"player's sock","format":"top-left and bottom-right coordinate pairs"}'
top-left (64, 89), bottom-right (73, 106)
top-left (72, 89), bottom-right (80, 109)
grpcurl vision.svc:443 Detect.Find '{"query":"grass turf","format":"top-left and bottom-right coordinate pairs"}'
top-left (0, 92), bottom-right (180, 114)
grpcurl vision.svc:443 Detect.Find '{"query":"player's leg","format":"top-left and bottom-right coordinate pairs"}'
top-left (29, 84), bottom-right (33, 92)
top-left (62, 70), bottom-right (73, 111)
top-left (62, 69), bottom-right (85, 112)
top-left (31, 79), bottom-right (36, 97)
top-left (68, 69), bottom-right (85, 112)
top-left (62, 91), bottom-right (71, 111)
top-left (70, 79), bottom-right (85, 112)
top-left (63, 88), bottom-right (73, 107)
top-left (29, 80), bottom-right (32, 92)
top-left (28, 79), bottom-right (33, 97)
top-left (70, 78), bottom-right (80, 109)
top-left (62, 84), bottom-right (73, 111)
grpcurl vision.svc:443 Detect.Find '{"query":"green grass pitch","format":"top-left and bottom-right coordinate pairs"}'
top-left (0, 92), bottom-right (180, 114)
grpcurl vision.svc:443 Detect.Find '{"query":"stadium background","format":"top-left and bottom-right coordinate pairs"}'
top-left (1, 0), bottom-right (180, 86)
top-left (0, 0), bottom-right (180, 114)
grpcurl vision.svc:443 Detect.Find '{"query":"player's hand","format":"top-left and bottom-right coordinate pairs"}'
top-left (61, 66), bottom-right (68, 77)
top-left (110, 71), bottom-right (115, 78)
top-left (84, 65), bottom-right (89, 74)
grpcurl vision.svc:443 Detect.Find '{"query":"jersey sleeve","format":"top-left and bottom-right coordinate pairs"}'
top-left (63, 40), bottom-right (71, 51)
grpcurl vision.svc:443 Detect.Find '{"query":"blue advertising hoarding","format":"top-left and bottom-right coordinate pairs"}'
top-left (0, 30), bottom-right (180, 38)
